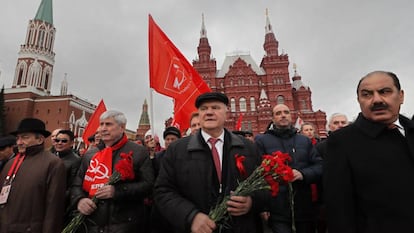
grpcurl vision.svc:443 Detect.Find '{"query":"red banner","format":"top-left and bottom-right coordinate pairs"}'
top-left (148, 15), bottom-right (211, 131)
top-left (82, 99), bottom-right (107, 146)
top-left (235, 113), bottom-right (243, 131)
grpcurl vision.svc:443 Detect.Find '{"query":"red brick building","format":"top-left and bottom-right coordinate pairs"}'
top-left (192, 12), bottom-right (327, 136)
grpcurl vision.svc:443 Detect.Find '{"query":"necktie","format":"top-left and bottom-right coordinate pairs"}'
top-left (388, 123), bottom-right (405, 136)
top-left (208, 138), bottom-right (221, 183)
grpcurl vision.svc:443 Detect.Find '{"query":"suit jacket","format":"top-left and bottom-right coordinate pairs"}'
top-left (154, 129), bottom-right (265, 233)
top-left (324, 113), bottom-right (414, 233)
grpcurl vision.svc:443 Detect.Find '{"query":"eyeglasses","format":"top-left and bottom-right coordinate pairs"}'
top-left (54, 139), bottom-right (69, 143)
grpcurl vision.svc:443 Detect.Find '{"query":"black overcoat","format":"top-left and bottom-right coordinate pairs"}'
top-left (154, 129), bottom-right (265, 233)
top-left (324, 113), bottom-right (414, 233)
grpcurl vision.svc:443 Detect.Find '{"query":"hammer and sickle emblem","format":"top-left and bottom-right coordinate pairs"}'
top-left (87, 158), bottom-right (110, 180)
top-left (172, 64), bottom-right (186, 90)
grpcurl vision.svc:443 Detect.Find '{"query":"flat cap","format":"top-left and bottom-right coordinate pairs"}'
top-left (195, 92), bottom-right (229, 108)
top-left (0, 135), bottom-right (16, 148)
top-left (163, 126), bottom-right (181, 139)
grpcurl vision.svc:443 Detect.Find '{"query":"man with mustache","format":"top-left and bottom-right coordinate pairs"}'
top-left (324, 71), bottom-right (414, 233)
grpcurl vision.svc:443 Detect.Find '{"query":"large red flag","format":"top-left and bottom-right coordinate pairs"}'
top-left (82, 99), bottom-right (107, 146)
top-left (148, 15), bottom-right (211, 131)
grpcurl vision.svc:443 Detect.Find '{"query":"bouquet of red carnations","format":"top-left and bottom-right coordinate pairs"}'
top-left (209, 151), bottom-right (294, 225)
top-left (62, 152), bottom-right (135, 233)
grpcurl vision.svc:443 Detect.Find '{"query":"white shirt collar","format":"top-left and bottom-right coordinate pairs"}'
top-left (201, 129), bottom-right (225, 143)
top-left (392, 119), bottom-right (405, 136)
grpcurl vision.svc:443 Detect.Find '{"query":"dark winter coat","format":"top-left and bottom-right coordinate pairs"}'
top-left (154, 129), bottom-right (266, 233)
top-left (57, 149), bottom-right (81, 222)
top-left (149, 149), bottom-right (173, 233)
top-left (0, 144), bottom-right (66, 233)
top-left (324, 113), bottom-right (414, 233)
top-left (70, 140), bottom-right (154, 233)
top-left (57, 149), bottom-right (81, 190)
top-left (255, 126), bottom-right (323, 222)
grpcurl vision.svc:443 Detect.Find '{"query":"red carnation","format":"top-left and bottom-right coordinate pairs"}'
top-left (115, 151), bottom-right (135, 180)
top-left (209, 151), bottom-right (294, 226)
top-left (235, 154), bottom-right (247, 178)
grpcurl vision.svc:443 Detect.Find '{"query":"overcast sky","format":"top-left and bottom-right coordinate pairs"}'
top-left (1, 0), bottom-right (413, 137)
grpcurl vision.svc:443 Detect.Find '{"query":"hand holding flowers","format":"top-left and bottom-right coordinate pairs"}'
top-left (209, 151), bottom-right (294, 227)
top-left (62, 151), bottom-right (135, 233)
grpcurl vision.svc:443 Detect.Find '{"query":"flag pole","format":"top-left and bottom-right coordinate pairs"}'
top-left (150, 88), bottom-right (155, 136)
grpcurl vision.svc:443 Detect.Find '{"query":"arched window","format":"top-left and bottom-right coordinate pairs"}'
top-left (230, 98), bottom-right (236, 112)
top-left (240, 97), bottom-right (247, 112)
top-left (39, 30), bottom-right (45, 48)
top-left (277, 95), bottom-right (285, 104)
top-left (250, 97), bottom-right (256, 111)
top-left (17, 67), bottom-right (24, 85)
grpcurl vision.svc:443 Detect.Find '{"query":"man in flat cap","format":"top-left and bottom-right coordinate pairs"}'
top-left (0, 118), bottom-right (66, 233)
top-left (153, 126), bottom-right (182, 176)
top-left (155, 92), bottom-right (265, 233)
top-left (0, 135), bottom-right (16, 171)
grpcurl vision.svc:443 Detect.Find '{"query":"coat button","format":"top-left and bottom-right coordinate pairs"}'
top-left (26, 227), bottom-right (31, 232)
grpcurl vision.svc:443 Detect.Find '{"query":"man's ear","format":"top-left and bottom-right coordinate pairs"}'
top-left (38, 135), bottom-right (45, 144)
top-left (399, 89), bottom-right (404, 104)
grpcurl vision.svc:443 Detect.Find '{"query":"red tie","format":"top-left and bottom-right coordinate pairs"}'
top-left (208, 138), bottom-right (221, 183)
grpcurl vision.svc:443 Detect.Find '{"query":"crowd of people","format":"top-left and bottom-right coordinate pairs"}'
top-left (0, 70), bottom-right (413, 233)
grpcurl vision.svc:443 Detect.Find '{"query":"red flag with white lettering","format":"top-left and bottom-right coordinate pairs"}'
top-left (148, 15), bottom-right (211, 131)
top-left (82, 99), bottom-right (107, 146)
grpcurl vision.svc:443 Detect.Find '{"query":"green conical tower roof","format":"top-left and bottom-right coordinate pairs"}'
top-left (34, 0), bottom-right (53, 24)
top-left (139, 99), bottom-right (151, 125)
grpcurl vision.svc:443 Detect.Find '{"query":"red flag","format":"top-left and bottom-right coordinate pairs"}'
top-left (235, 114), bottom-right (243, 131)
top-left (148, 15), bottom-right (211, 131)
top-left (82, 99), bottom-right (107, 146)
